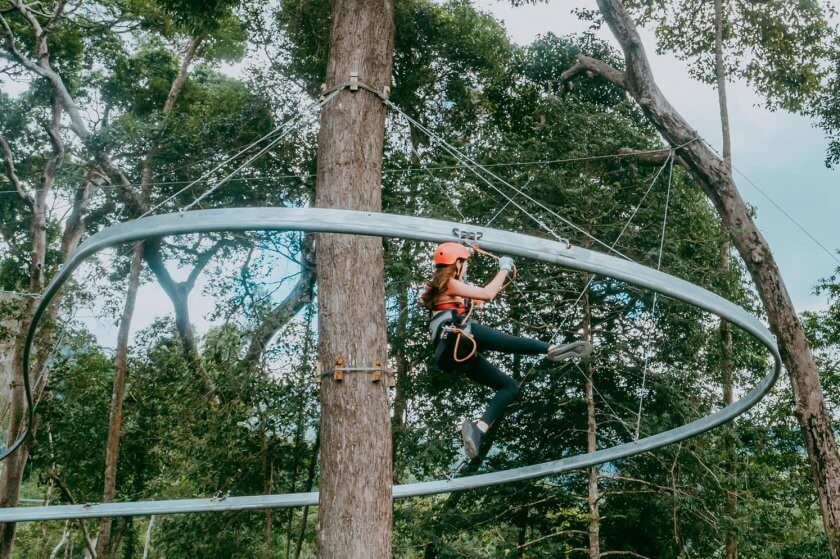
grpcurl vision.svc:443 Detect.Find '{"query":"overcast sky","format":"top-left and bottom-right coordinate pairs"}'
top-left (6, 1), bottom-right (835, 347)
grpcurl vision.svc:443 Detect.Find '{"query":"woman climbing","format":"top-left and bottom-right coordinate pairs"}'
top-left (422, 242), bottom-right (592, 458)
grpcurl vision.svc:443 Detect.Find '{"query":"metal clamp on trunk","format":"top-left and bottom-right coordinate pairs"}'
top-left (317, 358), bottom-right (395, 386)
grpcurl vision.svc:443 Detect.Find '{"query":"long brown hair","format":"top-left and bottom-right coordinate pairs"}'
top-left (421, 260), bottom-right (464, 310)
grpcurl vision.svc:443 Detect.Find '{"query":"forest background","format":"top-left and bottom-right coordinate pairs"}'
top-left (0, 0), bottom-right (839, 557)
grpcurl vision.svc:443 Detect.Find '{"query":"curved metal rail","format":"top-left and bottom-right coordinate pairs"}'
top-left (4, 208), bottom-right (781, 522)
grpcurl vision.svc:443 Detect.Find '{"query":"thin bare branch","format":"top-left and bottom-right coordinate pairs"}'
top-left (518, 530), bottom-right (587, 550)
top-left (0, 4), bottom-right (89, 137)
top-left (0, 131), bottom-right (33, 208)
top-left (44, 469), bottom-right (98, 558)
top-left (184, 239), bottom-right (226, 292)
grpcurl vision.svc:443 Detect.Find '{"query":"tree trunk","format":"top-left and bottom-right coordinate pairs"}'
top-left (0, 100), bottom-right (64, 559)
top-left (313, 0), bottom-right (394, 554)
top-left (142, 516), bottom-right (155, 559)
top-left (720, 242), bottom-right (738, 559)
top-left (141, 240), bottom-right (215, 396)
top-left (0, 293), bottom-right (18, 438)
top-left (565, 2), bottom-right (840, 553)
top-left (583, 292), bottom-right (600, 559)
top-left (119, 33), bottom-right (215, 397)
top-left (714, 0), bottom-right (731, 171)
top-left (391, 286), bottom-right (411, 484)
top-left (95, 243), bottom-right (144, 559)
top-left (294, 434), bottom-right (320, 559)
top-left (49, 522), bottom-right (70, 559)
top-left (714, 7), bottom-right (737, 554)
top-left (262, 428), bottom-right (273, 559)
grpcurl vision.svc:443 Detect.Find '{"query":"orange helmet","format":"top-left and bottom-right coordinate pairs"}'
top-left (433, 242), bottom-right (472, 266)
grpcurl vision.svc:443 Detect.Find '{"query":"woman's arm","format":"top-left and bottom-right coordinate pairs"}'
top-left (446, 269), bottom-right (509, 302)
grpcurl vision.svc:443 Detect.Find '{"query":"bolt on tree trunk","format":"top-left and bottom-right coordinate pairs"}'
top-left (313, 0), bottom-right (395, 556)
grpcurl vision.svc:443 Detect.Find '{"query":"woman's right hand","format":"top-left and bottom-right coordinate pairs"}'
top-left (499, 256), bottom-right (514, 272)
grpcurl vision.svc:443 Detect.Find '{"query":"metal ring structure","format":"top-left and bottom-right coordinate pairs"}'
top-left (4, 207), bottom-right (781, 522)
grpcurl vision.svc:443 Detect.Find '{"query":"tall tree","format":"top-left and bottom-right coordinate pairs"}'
top-left (313, 0), bottom-right (394, 556)
top-left (94, 243), bottom-right (144, 559)
top-left (0, 8), bottom-right (99, 544)
top-left (561, 0), bottom-right (840, 554)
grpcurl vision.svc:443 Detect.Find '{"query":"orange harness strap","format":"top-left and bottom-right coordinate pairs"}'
top-left (436, 245), bottom-right (515, 365)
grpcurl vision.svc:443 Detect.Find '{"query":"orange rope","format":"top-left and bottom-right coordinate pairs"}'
top-left (447, 245), bottom-right (516, 364)
top-left (452, 327), bottom-right (477, 363)
top-left (470, 243), bottom-right (516, 290)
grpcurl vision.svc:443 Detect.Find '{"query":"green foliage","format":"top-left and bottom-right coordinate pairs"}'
top-left (611, 0), bottom-right (835, 112)
top-left (814, 45), bottom-right (840, 167)
top-left (2, 0), bottom-right (835, 556)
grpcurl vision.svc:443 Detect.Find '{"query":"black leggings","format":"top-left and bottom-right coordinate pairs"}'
top-left (437, 322), bottom-right (549, 427)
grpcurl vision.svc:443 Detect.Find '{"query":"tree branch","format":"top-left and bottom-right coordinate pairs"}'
top-left (163, 35), bottom-right (202, 114)
top-left (0, 4), bottom-right (89, 138)
top-left (142, 239), bottom-right (186, 311)
top-left (618, 148), bottom-right (689, 169)
top-left (0, 11), bottom-right (48, 81)
top-left (518, 529), bottom-right (587, 550)
top-left (43, 0), bottom-right (67, 32)
top-left (0, 131), bottom-right (33, 209)
top-left (560, 54), bottom-right (627, 89)
top-left (184, 239), bottom-right (225, 293)
top-left (60, 166), bottom-right (103, 257)
top-left (45, 469), bottom-right (98, 558)
top-left (600, 551), bottom-right (652, 559)
top-left (39, 97), bottom-right (65, 188)
top-left (241, 239), bottom-right (316, 369)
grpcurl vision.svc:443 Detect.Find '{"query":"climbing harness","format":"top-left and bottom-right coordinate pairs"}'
top-left (428, 306), bottom-right (475, 363)
top-left (428, 240), bottom-right (516, 366)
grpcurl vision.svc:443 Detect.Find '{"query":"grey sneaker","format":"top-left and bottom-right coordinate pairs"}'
top-left (461, 420), bottom-right (483, 459)
top-left (547, 341), bottom-right (593, 362)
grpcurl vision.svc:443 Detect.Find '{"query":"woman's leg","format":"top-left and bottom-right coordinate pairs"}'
top-left (469, 322), bottom-right (549, 356)
top-left (463, 353), bottom-right (520, 427)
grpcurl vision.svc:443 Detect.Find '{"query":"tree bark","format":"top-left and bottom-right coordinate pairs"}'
top-left (714, 0), bottom-right (731, 171)
top-left (714, 6), bottom-right (737, 553)
top-left (313, 0), bottom-right (394, 554)
top-left (142, 515), bottom-right (155, 559)
top-left (719, 242), bottom-right (738, 559)
top-left (294, 434), bottom-right (320, 559)
top-left (0, 99), bottom-right (65, 559)
top-left (566, 2), bottom-right (840, 554)
top-left (94, 243), bottom-right (144, 559)
top-left (391, 286), bottom-right (411, 484)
